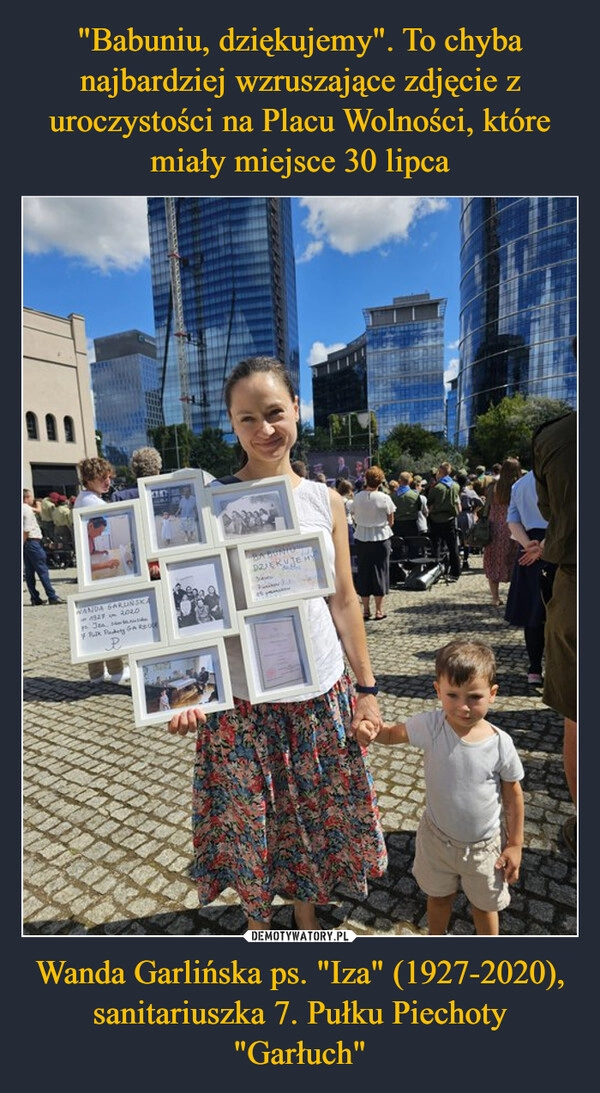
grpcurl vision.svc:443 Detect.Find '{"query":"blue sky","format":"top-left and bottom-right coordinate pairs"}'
top-left (22, 196), bottom-right (461, 425)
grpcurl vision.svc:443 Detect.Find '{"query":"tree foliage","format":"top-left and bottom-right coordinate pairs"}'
top-left (469, 394), bottom-right (573, 468)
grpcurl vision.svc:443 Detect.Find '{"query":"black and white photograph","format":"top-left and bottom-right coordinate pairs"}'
top-left (129, 639), bottom-right (233, 726)
top-left (209, 475), bottom-right (299, 543)
top-left (160, 547), bottom-right (238, 643)
top-left (137, 471), bottom-right (213, 555)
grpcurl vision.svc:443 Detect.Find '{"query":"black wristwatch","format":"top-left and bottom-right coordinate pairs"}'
top-left (355, 682), bottom-right (379, 695)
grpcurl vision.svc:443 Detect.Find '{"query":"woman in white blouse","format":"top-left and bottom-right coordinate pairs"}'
top-left (348, 466), bottom-right (395, 620)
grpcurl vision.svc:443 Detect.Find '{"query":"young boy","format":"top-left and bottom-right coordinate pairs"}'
top-left (356, 639), bottom-right (524, 935)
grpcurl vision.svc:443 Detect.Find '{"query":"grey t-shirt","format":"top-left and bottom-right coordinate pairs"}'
top-left (406, 709), bottom-right (524, 843)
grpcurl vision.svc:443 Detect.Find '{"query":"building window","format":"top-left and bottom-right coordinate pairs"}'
top-left (26, 411), bottom-right (39, 440)
top-left (46, 414), bottom-right (57, 441)
top-left (64, 416), bottom-right (75, 443)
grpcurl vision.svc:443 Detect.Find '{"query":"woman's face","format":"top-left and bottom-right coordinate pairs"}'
top-left (228, 372), bottom-right (298, 468)
top-left (86, 471), bottom-right (112, 495)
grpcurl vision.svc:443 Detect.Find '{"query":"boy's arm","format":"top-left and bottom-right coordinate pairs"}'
top-left (498, 780), bottom-right (525, 883)
top-left (353, 720), bottom-right (410, 747)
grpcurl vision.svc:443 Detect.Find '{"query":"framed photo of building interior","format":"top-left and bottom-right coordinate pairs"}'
top-left (136, 470), bottom-right (214, 556)
top-left (129, 638), bottom-right (233, 727)
top-left (237, 602), bottom-right (318, 704)
top-left (67, 581), bottom-right (167, 664)
top-left (159, 546), bottom-right (238, 643)
top-left (208, 475), bottom-right (299, 544)
top-left (234, 530), bottom-right (336, 608)
top-left (72, 499), bottom-right (147, 591)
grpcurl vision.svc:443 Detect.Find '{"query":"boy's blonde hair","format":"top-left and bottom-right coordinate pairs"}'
top-left (435, 640), bottom-right (497, 687)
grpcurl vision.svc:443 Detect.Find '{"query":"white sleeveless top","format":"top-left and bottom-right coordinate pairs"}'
top-left (224, 477), bottom-right (345, 702)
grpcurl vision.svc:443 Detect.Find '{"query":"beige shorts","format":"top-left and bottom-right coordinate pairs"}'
top-left (412, 811), bottom-right (510, 912)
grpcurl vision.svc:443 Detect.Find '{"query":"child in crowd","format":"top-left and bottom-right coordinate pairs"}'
top-left (355, 639), bottom-right (524, 935)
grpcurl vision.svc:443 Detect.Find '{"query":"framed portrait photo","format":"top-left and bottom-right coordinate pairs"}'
top-left (160, 546), bottom-right (238, 643)
top-left (236, 530), bottom-right (336, 607)
top-left (129, 639), bottom-right (233, 727)
top-left (208, 475), bottom-right (299, 544)
top-left (67, 581), bottom-right (167, 664)
top-left (73, 499), bottom-right (147, 591)
top-left (137, 471), bottom-right (214, 556)
top-left (237, 602), bottom-right (318, 704)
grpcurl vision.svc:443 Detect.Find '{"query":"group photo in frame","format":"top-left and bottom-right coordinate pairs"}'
top-left (67, 581), bottom-right (167, 664)
top-left (208, 474), bottom-right (299, 544)
top-left (160, 546), bottom-right (238, 643)
top-left (129, 638), bottom-right (233, 727)
top-left (235, 530), bottom-right (336, 607)
top-left (72, 499), bottom-right (147, 590)
top-left (137, 470), bottom-right (214, 556)
top-left (237, 602), bottom-right (318, 704)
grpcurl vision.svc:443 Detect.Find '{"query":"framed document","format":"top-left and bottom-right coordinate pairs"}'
top-left (137, 470), bottom-right (214, 556)
top-left (235, 530), bottom-right (335, 607)
top-left (67, 581), bottom-right (166, 663)
top-left (159, 546), bottom-right (238, 643)
top-left (129, 638), bottom-right (233, 727)
top-left (73, 499), bottom-right (147, 591)
top-left (208, 475), bottom-right (299, 544)
top-left (237, 603), bottom-right (318, 703)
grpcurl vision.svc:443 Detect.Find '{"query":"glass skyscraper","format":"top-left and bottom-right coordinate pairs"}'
top-left (456, 197), bottom-right (577, 447)
top-left (364, 293), bottom-right (447, 440)
top-left (147, 197), bottom-right (299, 438)
top-left (91, 329), bottom-right (163, 466)
top-left (311, 293), bottom-right (447, 443)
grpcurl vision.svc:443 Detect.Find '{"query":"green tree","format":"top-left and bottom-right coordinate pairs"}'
top-left (470, 394), bottom-right (572, 468)
top-left (150, 423), bottom-right (195, 470)
top-left (189, 427), bottom-right (236, 478)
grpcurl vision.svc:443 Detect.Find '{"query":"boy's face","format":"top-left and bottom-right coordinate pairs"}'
top-left (434, 673), bottom-right (498, 732)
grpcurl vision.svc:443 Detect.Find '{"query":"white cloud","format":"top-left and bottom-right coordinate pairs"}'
top-left (297, 196), bottom-right (450, 259)
top-left (444, 357), bottom-right (459, 388)
top-left (22, 197), bottom-right (149, 273)
top-left (299, 398), bottom-right (314, 426)
top-left (307, 339), bottom-right (346, 367)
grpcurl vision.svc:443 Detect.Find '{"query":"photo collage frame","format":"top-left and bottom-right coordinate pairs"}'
top-left (68, 472), bottom-right (335, 724)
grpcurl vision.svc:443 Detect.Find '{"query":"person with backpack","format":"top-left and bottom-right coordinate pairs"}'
top-left (427, 462), bottom-right (462, 580)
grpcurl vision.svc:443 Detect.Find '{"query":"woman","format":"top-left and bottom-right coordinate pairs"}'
top-left (347, 466), bottom-right (395, 620)
top-left (168, 356), bottom-right (387, 932)
top-left (482, 457), bottom-right (522, 607)
top-left (74, 457), bottom-right (129, 685)
top-left (504, 469), bottom-right (556, 685)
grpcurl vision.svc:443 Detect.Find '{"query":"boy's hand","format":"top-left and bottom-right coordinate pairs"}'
top-left (353, 718), bottom-right (379, 746)
top-left (496, 844), bottom-right (522, 884)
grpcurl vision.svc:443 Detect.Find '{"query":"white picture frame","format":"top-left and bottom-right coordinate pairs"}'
top-left (237, 602), bottom-right (318, 703)
top-left (159, 546), bottom-right (239, 643)
top-left (72, 499), bottom-right (147, 591)
top-left (67, 581), bottom-right (167, 663)
top-left (137, 470), bottom-right (214, 556)
top-left (235, 530), bottom-right (336, 607)
top-left (129, 638), bottom-right (233, 727)
top-left (208, 475), bottom-right (299, 544)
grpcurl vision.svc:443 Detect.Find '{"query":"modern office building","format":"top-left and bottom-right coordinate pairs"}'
top-left (147, 197), bottom-right (299, 439)
top-left (455, 196), bottom-right (577, 447)
top-left (23, 307), bottom-right (97, 498)
top-left (311, 293), bottom-right (447, 443)
top-left (91, 329), bottom-right (163, 467)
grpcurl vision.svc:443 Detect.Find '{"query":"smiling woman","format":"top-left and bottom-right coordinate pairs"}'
top-left (167, 355), bottom-right (388, 934)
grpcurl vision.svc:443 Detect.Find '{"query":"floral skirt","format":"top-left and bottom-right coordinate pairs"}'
top-left (192, 673), bottom-right (388, 921)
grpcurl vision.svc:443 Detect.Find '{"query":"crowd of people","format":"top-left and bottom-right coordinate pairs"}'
top-left (23, 354), bottom-right (577, 933)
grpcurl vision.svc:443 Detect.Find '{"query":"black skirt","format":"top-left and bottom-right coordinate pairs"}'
top-left (354, 538), bottom-right (392, 596)
top-left (504, 528), bottom-right (556, 627)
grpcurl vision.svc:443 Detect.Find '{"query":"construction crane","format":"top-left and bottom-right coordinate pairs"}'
top-left (164, 198), bottom-right (192, 429)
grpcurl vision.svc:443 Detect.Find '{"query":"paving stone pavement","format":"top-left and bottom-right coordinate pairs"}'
top-left (22, 557), bottom-right (577, 937)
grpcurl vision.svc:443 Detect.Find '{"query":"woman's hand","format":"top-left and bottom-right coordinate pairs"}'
top-left (167, 706), bottom-right (206, 736)
top-left (351, 692), bottom-right (384, 736)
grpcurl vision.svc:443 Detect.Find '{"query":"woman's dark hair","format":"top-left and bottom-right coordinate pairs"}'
top-left (495, 457), bottom-right (521, 505)
top-left (89, 516), bottom-right (107, 530)
top-left (224, 356), bottom-right (296, 411)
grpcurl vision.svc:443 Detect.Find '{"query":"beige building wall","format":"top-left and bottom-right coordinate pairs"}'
top-left (23, 308), bottom-right (98, 495)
